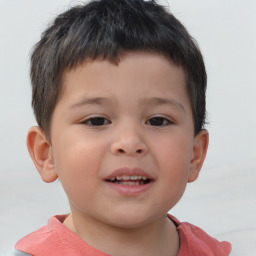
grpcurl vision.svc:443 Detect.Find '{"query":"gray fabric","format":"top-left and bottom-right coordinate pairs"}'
top-left (9, 250), bottom-right (32, 256)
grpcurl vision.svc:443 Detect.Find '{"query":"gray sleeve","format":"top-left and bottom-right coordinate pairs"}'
top-left (8, 249), bottom-right (32, 256)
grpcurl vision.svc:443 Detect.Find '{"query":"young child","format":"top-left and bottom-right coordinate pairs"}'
top-left (14, 0), bottom-right (231, 255)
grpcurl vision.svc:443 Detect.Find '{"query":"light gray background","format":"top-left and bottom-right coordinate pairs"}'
top-left (0, 0), bottom-right (255, 255)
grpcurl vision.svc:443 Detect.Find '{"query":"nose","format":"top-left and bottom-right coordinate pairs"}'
top-left (110, 126), bottom-right (148, 157)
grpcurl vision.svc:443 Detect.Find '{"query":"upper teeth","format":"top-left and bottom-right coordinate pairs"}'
top-left (110, 175), bottom-right (148, 181)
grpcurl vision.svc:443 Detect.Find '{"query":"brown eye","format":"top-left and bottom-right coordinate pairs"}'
top-left (83, 117), bottom-right (111, 126)
top-left (146, 117), bottom-right (171, 126)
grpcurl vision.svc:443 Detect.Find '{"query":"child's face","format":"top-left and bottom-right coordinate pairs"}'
top-left (47, 52), bottom-right (205, 228)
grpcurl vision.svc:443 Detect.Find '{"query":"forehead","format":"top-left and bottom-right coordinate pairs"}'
top-left (58, 52), bottom-right (190, 112)
top-left (62, 51), bottom-right (186, 90)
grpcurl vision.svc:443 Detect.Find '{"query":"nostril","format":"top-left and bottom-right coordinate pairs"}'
top-left (117, 148), bottom-right (143, 154)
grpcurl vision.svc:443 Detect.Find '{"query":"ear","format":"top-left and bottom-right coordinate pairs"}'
top-left (27, 126), bottom-right (58, 183)
top-left (188, 129), bottom-right (209, 183)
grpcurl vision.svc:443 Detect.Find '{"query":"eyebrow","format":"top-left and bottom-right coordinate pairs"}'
top-left (69, 97), bottom-right (112, 110)
top-left (142, 97), bottom-right (186, 113)
top-left (69, 96), bottom-right (185, 113)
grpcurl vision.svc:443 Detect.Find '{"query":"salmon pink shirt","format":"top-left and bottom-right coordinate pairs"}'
top-left (15, 215), bottom-right (231, 256)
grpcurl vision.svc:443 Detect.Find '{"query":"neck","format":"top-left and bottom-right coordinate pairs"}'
top-left (63, 211), bottom-right (179, 256)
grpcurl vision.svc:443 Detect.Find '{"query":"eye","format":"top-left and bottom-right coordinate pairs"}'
top-left (82, 117), bottom-right (111, 126)
top-left (146, 116), bottom-right (172, 126)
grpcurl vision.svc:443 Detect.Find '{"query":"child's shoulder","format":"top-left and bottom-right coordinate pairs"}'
top-left (168, 214), bottom-right (232, 256)
top-left (14, 215), bottom-right (108, 256)
top-left (14, 215), bottom-right (64, 255)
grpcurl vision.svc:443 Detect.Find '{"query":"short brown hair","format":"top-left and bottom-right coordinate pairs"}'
top-left (30, 0), bottom-right (207, 136)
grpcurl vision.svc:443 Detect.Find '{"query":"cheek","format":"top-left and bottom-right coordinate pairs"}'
top-left (54, 150), bottom-right (100, 209)
top-left (52, 134), bottom-right (106, 199)
top-left (153, 133), bottom-right (194, 199)
top-left (53, 129), bottom-right (104, 170)
top-left (154, 132), bottom-right (193, 168)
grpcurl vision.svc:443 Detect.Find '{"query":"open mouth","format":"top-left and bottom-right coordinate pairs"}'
top-left (106, 175), bottom-right (151, 186)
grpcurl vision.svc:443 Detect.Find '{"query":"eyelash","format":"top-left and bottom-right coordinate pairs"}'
top-left (81, 116), bottom-right (111, 126)
top-left (81, 116), bottom-right (173, 127)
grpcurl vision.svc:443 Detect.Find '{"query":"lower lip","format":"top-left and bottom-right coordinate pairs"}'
top-left (104, 181), bottom-right (154, 196)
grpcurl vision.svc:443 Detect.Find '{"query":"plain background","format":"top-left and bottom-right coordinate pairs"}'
top-left (0, 0), bottom-right (255, 254)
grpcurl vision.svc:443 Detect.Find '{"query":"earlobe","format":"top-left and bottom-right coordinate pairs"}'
top-left (188, 129), bottom-right (209, 183)
top-left (27, 126), bottom-right (58, 183)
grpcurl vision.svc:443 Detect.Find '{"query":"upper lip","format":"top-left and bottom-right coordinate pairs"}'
top-left (104, 167), bottom-right (154, 181)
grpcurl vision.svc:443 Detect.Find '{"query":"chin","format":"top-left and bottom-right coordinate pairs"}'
top-left (104, 209), bottom-right (161, 230)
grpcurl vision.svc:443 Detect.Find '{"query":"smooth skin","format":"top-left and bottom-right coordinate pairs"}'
top-left (27, 52), bottom-right (208, 256)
